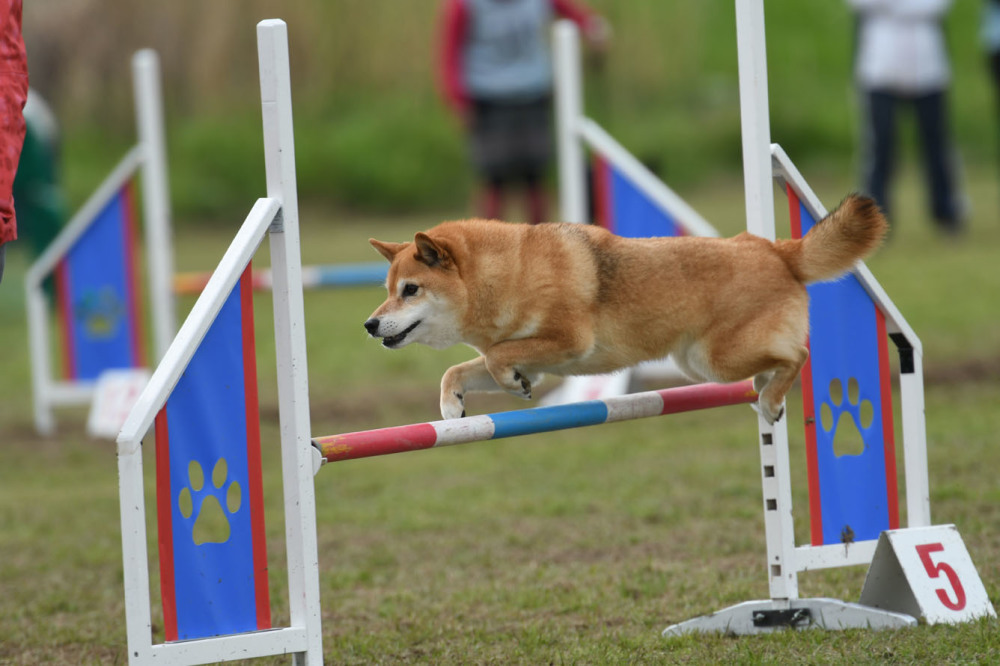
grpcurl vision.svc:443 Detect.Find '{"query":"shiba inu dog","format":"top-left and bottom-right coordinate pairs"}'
top-left (364, 194), bottom-right (887, 424)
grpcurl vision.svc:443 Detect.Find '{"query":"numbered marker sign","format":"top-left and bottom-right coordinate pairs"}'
top-left (859, 525), bottom-right (996, 624)
top-left (87, 368), bottom-right (151, 439)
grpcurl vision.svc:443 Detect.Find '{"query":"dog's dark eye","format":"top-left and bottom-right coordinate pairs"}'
top-left (402, 283), bottom-right (419, 297)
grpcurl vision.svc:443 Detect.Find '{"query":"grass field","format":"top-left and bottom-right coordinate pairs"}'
top-left (1, 168), bottom-right (999, 664)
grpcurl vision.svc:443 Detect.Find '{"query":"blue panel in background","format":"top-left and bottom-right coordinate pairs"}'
top-left (799, 201), bottom-right (892, 545)
top-left (164, 285), bottom-right (258, 640)
top-left (608, 165), bottom-right (681, 238)
top-left (314, 262), bottom-right (388, 287)
top-left (62, 188), bottom-right (140, 379)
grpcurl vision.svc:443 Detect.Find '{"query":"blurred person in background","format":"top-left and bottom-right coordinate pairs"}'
top-left (983, 0), bottom-right (1000, 184)
top-left (850, 0), bottom-right (966, 236)
top-left (438, 0), bottom-right (609, 225)
top-left (1, 0), bottom-right (29, 284)
top-left (14, 89), bottom-right (67, 260)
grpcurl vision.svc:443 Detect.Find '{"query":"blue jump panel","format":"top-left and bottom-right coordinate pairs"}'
top-left (155, 267), bottom-right (270, 641)
top-left (593, 156), bottom-right (682, 238)
top-left (55, 183), bottom-right (143, 380)
top-left (790, 191), bottom-right (898, 546)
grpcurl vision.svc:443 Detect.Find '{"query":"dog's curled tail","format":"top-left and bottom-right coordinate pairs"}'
top-left (776, 193), bottom-right (888, 284)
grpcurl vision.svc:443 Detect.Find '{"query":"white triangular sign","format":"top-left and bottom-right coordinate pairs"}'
top-left (88, 368), bottom-right (152, 440)
top-left (859, 525), bottom-right (996, 625)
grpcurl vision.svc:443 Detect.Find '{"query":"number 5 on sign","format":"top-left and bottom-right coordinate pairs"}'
top-left (859, 525), bottom-right (996, 625)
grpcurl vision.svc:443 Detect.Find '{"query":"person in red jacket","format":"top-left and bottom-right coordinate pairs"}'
top-left (1, 0), bottom-right (29, 284)
top-left (438, 0), bottom-right (608, 224)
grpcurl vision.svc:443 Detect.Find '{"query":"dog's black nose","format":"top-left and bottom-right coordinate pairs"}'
top-left (364, 318), bottom-right (380, 336)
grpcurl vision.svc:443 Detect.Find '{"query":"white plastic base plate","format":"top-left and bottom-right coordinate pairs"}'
top-left (663, 598), bottom-right (917, 636)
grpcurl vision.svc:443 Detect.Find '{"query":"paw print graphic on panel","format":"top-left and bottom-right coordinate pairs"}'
top-left (177, 458), bottom-right (243, 545)
top-left (819, 377), bottom-right (875, 458)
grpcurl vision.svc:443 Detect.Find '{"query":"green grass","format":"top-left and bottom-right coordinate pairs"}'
top-left (1, 169), bottom-right (999, 664)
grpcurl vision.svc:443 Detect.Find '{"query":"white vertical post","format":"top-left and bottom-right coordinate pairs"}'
top-left (256, 19), bottom-right (324, 664)
top-left (553, 20), bottom-right (588, 224)
top-left (756, 418), bottom-right (798, 601)
top-left (26, 284), bottom-right (54, 434)
top-left (117, 438), bottom-right (156, 663)
top-left (901, 351), bottom-right (931, 527)
top-left (132, 49), bottom-right (176, 360)
top-left (735, 0), bottom-right (798, 602)
top-left (735, 0), bottom-right (776, 240)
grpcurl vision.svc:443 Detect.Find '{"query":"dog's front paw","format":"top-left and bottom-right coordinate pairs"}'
top-left (440, 391), bottom-right (466, 420)
top-left (511, 371), bottom-right (532, 399)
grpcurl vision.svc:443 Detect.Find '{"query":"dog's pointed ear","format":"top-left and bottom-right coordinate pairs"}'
top-left (369, 238), bottom-right (408, 262)
top-left (414, 232), bottom-right (453, 268)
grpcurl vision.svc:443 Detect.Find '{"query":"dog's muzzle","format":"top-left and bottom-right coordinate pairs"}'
top-left (365, 318), bottom-right (421, 348)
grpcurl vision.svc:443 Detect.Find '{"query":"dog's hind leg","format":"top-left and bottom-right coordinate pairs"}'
top-left (752, 346), bottom-right (808, 424)
top-left (697, 322), bottom-right (808, 425)
top-left (753, 370), bottom-right (774, 395)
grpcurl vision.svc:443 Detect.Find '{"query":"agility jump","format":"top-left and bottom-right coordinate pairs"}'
top-left (115, 6), bottom-right (994, 666)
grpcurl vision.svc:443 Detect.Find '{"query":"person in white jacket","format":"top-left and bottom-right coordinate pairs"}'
top-left (850, 0), bottom-right (965, 235)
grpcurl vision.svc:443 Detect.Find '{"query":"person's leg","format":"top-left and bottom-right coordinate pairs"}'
top-left (990, 50), bottom-right (1000, 210)
top-left (469, 99), bottom-right (509, 220)
top-left (860, 89), bottom-right (897, 220)
top-left (482, 177), bottom-right (504, 220)
top-left (0, 243), bottom-right (6, 285)
top-left (524, 171), bottom-right (546, 224)
top-left (913, 90), bottom-right (963, 233)
top-left (517, 96), bottom-right (553, 225)
top-left (991, 50), bottom-right (1000, 145)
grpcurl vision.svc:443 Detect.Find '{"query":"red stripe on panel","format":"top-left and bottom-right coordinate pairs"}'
top-left (239, 262), bottom-right (272, 629)
top-left (54, 260), bottom-right (78, 380)
top-left (592, 154), bottom-right (612, 230)
top-left (121, 182), bottom-right (147, 367)
top-left (875, 307), bottom-right (900, 530)
top-left (786, 186), bottom-right (824, 546)
top-left (154, 408), bottom-right (178, 642)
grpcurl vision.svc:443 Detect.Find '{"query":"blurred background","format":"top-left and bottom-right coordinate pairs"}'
top-left (18, 0), bottom-right (996, 224)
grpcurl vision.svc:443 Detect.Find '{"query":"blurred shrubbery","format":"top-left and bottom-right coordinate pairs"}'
top-left (23, 0), bottom-right (995, 222)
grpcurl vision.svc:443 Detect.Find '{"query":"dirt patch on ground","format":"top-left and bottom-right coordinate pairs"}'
top-left (923, 356), bottom-right (1000, 385)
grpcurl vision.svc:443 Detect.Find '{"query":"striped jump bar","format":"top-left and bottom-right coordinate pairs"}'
top-left (314, 380), bottom-right (758, 463)
top-left (174, 262), bottom-right (388, 295)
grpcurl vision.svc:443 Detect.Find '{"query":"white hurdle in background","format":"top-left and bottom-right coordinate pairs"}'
top-left (25, 50), bottom-right (175, 436)
top-left (553, 20), bottom-right (715, 236)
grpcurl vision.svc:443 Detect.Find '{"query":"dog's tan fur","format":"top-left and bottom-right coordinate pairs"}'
top-left (365, 194), bottom-right (887, 423)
